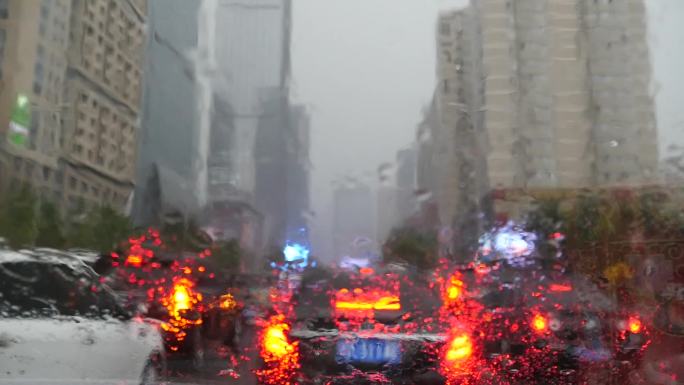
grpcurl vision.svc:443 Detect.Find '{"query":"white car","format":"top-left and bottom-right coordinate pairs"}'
top-left (0, 249), bottom-right (166, 385)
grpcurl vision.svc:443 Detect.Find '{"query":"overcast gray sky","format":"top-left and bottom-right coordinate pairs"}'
top-left (291, 0), bottom-right (684, 259)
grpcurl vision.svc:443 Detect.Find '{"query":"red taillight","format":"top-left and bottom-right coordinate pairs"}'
top-left (532, 313), bottom-right (548, 333)
top-left (628, 316), bottom-right (642, 334)
top-left (445, 334), bottom-right (473, 362)
top-left (549, 283), bottom-right (572, 292)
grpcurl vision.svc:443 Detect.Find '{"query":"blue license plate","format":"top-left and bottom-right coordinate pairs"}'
top-left (335, 338), bottom-right (401, 365)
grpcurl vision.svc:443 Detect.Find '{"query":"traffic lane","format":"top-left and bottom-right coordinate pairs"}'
top-left (167, 325), bottom-right (259, 385)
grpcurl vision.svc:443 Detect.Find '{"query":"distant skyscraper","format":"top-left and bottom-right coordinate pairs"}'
top-left (209, 0), bottom-right (291, 203)
top-left (134, 0), bottom-right (202, 225)
top-left (333, 183), bottom-right (377, 259)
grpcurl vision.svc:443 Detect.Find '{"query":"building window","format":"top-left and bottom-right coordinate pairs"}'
top-left (33, 46), bottom-right (45, 95)
top-left (42, 166), bottom-right (50, 181)
top-left (0, 29), bottom-right (5, 79)
top-left (69, 176), bottom-right (76, 189)
top-left (0, 0), bottom-right (8, 19)
top-left (29, 112), bottom-right (40, 150)
top-left (439, 22), bottom-right (450, 36)
top-left (25, 162), bottom-right (34, 178)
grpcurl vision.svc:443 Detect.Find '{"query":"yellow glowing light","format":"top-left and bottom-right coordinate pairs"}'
top-left (264, 324), bottom-right (293, 358)
top-left (219, 294), bottom-right (237, 310)
top-left (445, 334), bottom-right (473, 362)
top-left (628, 317), bottom-right (642, 334)
top-left (532, 314), bottom-right (547, 332)
top-left (126, 254), bottom-right (143, 267)
top-left (173, 284), bottom-right (191, 312)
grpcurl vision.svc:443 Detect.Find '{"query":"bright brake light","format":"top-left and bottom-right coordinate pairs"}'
top-left (446, 276), bottom-right (464, 301)
top-left (334, 288), bottom-right (401, 311)
top-left (628, 316), bottom-right (642, 334)
top-left (173, 284), bottom-right (191, 312)
top-left (125, 254), bottom-right (143, 267)
top-left (262, 316), bottom-right (296, 359)
top-left (445, 334), bottom-right (473, 362)
top-left (532, 313), bottom-right (548, 333)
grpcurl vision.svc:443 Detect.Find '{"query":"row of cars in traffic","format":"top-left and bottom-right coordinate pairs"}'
top-left (254, 243), bottom-right (680, 384)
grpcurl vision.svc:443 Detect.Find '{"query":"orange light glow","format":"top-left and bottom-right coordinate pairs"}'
top-left (219, 294), bottom-right (237, 310)
top-left (359, 267), bottom-right (375, 275)
top-left (628, 316), bottom-right (642, 334)
top-left (549, 283), bottom-right (572, 292)
top-left (257, 314), bottom-right (300, 385)
top-left (532, 314), bottom-right (548, 332)
top-left (445, 276), bottom-right (464, 302)
top-left (334, 288), bottom-right (401, 311)
top-left (445, 334), bottom-right (473, 362)
top-left (264, 324), bottom-right (293, 358)
top-left (125, 255), bottom-right (143, 267)
top-left (173, 284), bottom-right (191, 312)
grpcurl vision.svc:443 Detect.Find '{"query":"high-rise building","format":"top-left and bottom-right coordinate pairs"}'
top-left (134, 0), bottom-right (202, 225)
top-left (208, 0), bottom-right (291, 203)
top-left (0, 0), bottom-right (147, 216)
top-left (61, 0), bottom-right (146, 214)
top-left (472, 0), bottom-right (657, 189)
top-left (395, 146), bottom-right (418, 223)
top-left (425, 0), bottom-right (658, 253)
top-left (284, 104), bottom-right (311, 243)
top-left (0, 0), bottom-right (73, 203)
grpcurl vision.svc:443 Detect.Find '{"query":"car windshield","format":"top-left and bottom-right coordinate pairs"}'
top-left (0, 0), bottom-right (683, 383)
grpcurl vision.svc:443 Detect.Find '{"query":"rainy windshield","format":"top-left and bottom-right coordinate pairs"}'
top-left (0, 0), bottom-right (683, 384)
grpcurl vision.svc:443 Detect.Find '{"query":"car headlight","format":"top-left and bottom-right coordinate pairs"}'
top-left (585, 318), bottom-right (599, 330)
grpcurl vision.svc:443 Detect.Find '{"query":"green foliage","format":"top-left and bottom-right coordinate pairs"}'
top-left (66, 206), bottom-right (131, 253)
top-left (213, 239), bottom-right (241, 270)
top-left (0, 185), bottom-right (38, 248)
top-left (35, 200), bottom-right (65, 248)
top-left (159, 218), bottom-right (211, 253)
top-left (383, 226), bottom-right (437, 270)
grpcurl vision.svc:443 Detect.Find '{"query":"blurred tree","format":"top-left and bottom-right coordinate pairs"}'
top-left (0, 185), bottom-right (38, 248)
top-left (159, 216), bottom-right (212, 253)
top-left (35, 200), bottom-right (65, 248)
top-left (213, 239), bottom-right (242, 270)
top-left (383, 226), bottom-right (437, 270)
top-left (67, 206), bottom-right (131, 253)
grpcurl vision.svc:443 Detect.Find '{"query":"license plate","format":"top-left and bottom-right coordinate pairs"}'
top-left (335, 338), bottom-right (401, 365)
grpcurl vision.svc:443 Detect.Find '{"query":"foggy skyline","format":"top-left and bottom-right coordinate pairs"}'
top-left (292, 0), bottom-right (684, 259)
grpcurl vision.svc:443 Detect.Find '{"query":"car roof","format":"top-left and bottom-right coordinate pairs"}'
top-left (0, 249), bottom-right (96, 275)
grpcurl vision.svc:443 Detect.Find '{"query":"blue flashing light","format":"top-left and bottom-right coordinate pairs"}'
top-left (283, 242), bottom-right (310, 268)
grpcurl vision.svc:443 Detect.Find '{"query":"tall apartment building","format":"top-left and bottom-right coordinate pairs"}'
top-left (424, 0), bottom-right (658, 253)
top-left (0, 0), bottom-right (147, 215)
top-left (0, 0), bottom-right (72, 202)
top-left (473, 0), bottom-right (657, 189)
top-left (61, 0), bottom-right (146, 214)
